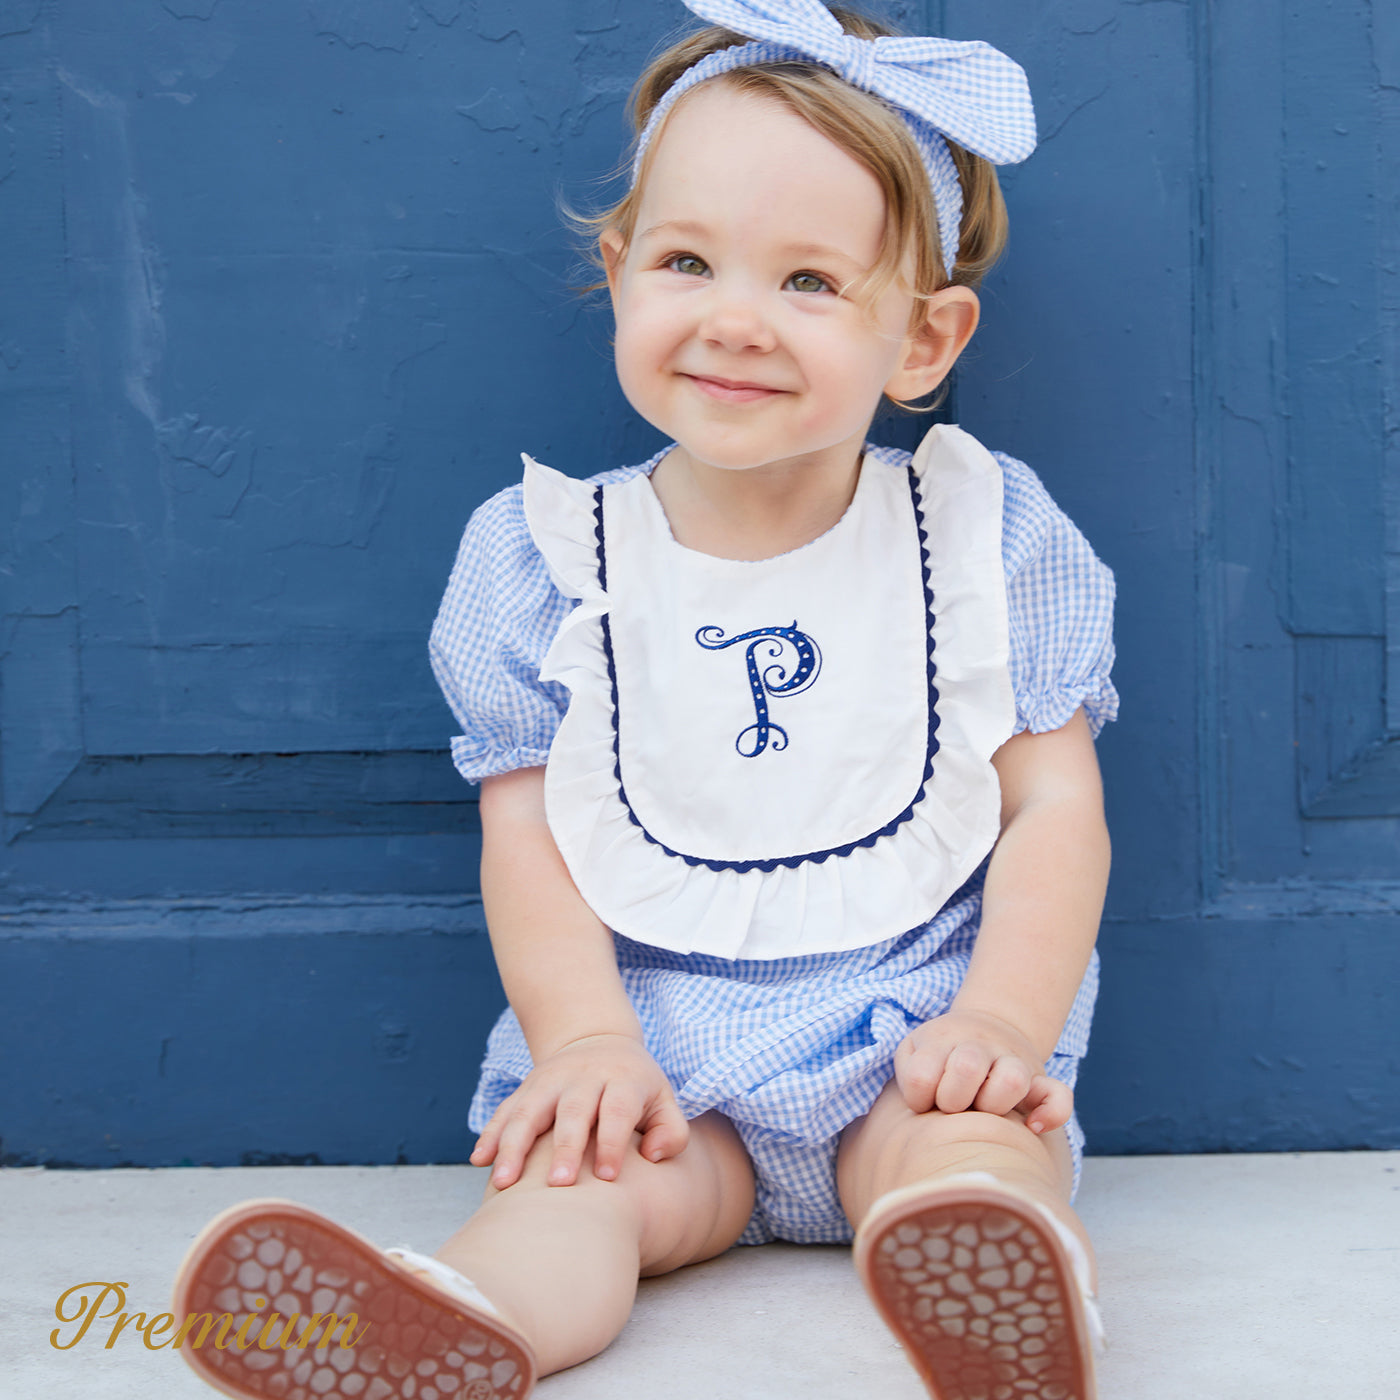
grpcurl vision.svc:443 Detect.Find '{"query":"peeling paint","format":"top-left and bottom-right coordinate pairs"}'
top-left (417, 0), bottom-right (462, 25)
top-left (574, 27), bottom-right (636, 99)
top-left (0, 86), bottom-right (16, 185)
top-left (277, 423), bottom-right (399, 550)
top-left (0, 0), bottom-right (42, 41)
top-left (568, 0), bottom-right (624, 34)
top-left (161, 0), bottom-right (221, 19)
top-left (308, 0), bottom-right (419, 53)
top-left (1036, 82), bottom-right (1112, 145)
top-left (373, 1017), bottom-right (412, 1062)
top-left (456, 87), bottom-right (519, 132)
top-left (155, 413), bottom-right (248, 479)
top-left (468, 0), bottom-right (521, 45)
top-left (311, 261), bottom-right (370, 351)
top-left (56, 68), bottom-right (167, 429)
top-left (1056, 0), bottom-right (1118, 37)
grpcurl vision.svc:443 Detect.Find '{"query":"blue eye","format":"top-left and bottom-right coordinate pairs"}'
top-left (787, 271), bottom-right (830, 294)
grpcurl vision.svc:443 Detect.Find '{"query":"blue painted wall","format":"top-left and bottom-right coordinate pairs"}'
top-left (2, 0), bottom-right (1396, 1166)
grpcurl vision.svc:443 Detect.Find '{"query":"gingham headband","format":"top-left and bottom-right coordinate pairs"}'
top-left (630, 0), bottom-right (1037, 280)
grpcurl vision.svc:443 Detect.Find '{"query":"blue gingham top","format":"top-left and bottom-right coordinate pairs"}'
top-left (439, 438), bottom-right (1117, 1239)
top-left (430, 441), bottom-right (1118, 786)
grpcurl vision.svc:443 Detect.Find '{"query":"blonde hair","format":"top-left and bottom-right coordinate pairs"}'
top-left (570, 7), bottom-right (1009, 321)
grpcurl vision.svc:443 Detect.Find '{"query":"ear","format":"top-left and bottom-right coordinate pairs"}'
top-left (884, 285), bottom-right (981, 404)
top-left (599, 227), bottom-right (627, 306)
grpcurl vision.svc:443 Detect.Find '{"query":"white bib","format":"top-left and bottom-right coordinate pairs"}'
top-left (524, 425), bottom-right (1015, 960)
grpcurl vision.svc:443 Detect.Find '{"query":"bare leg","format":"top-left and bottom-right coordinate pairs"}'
top-left (167, 1123), bottom-right (752, 1400)
top-left (836, 1080), bottom-right (1093, 1286)
top-left (432, 1111), bottom-right (755, 1377)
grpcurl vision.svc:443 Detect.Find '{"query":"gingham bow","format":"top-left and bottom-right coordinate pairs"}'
top-left (682, 0), bottom-right (1036, 164)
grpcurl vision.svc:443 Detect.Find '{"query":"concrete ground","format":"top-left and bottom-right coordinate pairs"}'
top-left (3, 1151), bottom-right (1397, 1399)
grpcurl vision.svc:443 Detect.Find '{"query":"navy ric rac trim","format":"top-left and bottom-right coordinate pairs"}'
top-left (593, 465), bottom-right (942, 874)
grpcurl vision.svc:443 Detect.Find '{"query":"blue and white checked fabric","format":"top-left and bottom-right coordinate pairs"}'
top-left (431, 434), bottom-right (1115, 1244)
top-left (470, 880), bottom-right (1099, 1244)
top-left (428, 440), bottom-right (1118, 787)
top-left (630, 0), bottom-right (1037, 278)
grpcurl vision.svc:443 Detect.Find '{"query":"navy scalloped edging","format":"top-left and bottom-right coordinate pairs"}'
top-left (594, 467), bottom-right (941, 874)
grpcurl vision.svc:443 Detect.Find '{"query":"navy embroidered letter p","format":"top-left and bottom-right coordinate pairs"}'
top-left (695, 623), bottom-right (821, 757)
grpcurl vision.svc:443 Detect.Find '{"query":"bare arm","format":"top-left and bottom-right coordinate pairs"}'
top-left (956, 706), bottom-right (1110, 1059)
top-left (894, 707), bottom-right (1111, 1129)
top-left (478, 765), bottom-right (641, 1059)
top-left (469, 766), bottom-right (688, 1185)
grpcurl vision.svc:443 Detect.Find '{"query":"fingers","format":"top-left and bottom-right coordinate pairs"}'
top-left (468, 1116), bottom-right (501, 1169)
top-left (896, 1025), bottom-right (1068, 1134)
top-left (591, 1081), bottom-right (645, 1182)
top-left (470, 1050), bottom-right (688, 1190)
top-left (489, 1093), bottom-right (561, 1189)
top-left (897, 1039), bottom-right (1030, 1117)
top-left (596, 1083), bottom-right (689, 1178)
top-left (548, 1088), bottom-right (605, 1186)
top-left (636, 1095), bottom-right (690, 1166)
top-left (972, 1055), bottom-right (1034, 1118)
top-left (1019, 1074), bottom-right (1074, 1134)
top-left (894, 1038), bottom-right (950, 1114)
top-left (933, 1041), bottom-right (993, 1114)
top-left (489, 1090), bottom-right (687, 1189)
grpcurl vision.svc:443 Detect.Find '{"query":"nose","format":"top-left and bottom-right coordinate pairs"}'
top-left (697, 281), bottom-right (777, 354)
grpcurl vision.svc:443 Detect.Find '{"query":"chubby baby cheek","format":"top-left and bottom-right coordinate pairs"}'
top-left (808, 382), bottom-right (885, 438)
top-left (613, 353), bottom-right (661, 417)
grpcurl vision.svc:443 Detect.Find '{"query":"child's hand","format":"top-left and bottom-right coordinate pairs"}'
top-left (469, 1032), bottom-right (689, 1190)
top-left (893, 1008), bottom-right (1072, 1135)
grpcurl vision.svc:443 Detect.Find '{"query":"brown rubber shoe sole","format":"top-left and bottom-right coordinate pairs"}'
top-left (853, 1179), bottom-right (1096, 1400)
top-left (170, 1198), bottom-right (536, 1400)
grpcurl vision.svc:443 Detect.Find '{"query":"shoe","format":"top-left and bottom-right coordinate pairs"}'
top-left (853, 1172), bottom-right (1101, 1400)
top-left (170, 1197), bottom-right (536, 1400)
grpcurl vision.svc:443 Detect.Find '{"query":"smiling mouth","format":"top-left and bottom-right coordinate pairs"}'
top-left (684, 374), bottom-right (785, 403)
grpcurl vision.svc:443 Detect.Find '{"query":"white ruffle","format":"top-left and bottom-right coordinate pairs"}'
top-left (526, 425), bottom-right (1015, 960)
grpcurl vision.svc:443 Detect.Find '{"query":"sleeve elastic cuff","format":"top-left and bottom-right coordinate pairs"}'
top-left (1013, 679), bottom-right (1120, 739)
top-left (449, 738), bottom-right (553, 785)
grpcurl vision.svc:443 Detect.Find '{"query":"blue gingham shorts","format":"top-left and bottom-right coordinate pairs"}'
top-left (469, 890), bottom-right (1096, 1246)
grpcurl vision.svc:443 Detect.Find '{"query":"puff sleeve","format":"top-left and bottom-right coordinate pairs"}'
top-left (429, 483), bottom-right (573, 783)
top-left (996, 452), bottom-right (1119, 738)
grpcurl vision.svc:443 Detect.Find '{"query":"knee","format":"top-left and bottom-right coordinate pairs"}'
top-left (480, 1118), bottom-right (753, 1276)
top-left (477, 1130), bottom-right (659, 1260)
top-left (839, 1093), bottom-right (1051, 1213)
top-left (857, 1103), bottom-right (1032, 1174)
top-left (638, 1113), bottom-right (755, 1275)
top-left (851, 1079), bottom-right (1038, 1154)
top-left (909, 1107), bottom-right (1038, 1151)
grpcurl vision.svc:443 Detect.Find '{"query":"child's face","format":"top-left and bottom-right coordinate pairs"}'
top-left (601, 83), bottom-right (966, 478)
